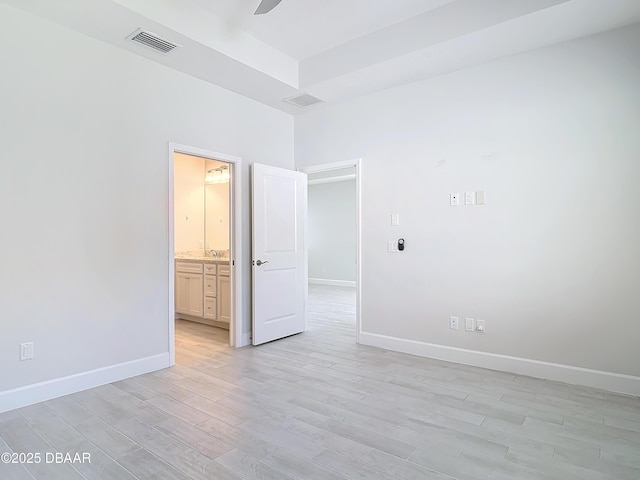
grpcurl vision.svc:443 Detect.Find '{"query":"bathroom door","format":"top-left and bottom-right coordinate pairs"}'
top-left (251, 163), bottom-right (306, 345)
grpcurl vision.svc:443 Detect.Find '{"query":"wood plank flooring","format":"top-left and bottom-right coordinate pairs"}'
top-left (1, 285), bottom-right (639, 479)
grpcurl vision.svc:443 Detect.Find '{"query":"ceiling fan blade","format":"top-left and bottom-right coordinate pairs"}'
top-left (254, 0), bottom-right (283, 15)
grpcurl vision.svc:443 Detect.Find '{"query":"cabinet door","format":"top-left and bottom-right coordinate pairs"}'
top-left (175, 272), bottom-right (191, 315)
top-left (187, 274), bottom-right (204, 317)
top-left (217, 274), bottom-right (231, 324)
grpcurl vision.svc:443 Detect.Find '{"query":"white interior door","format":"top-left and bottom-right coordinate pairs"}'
top-left (252, 163), bottom-right (306, 345)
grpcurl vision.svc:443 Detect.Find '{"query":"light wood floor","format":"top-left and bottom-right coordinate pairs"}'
top-left (1, 285), bottom-right (639, 479)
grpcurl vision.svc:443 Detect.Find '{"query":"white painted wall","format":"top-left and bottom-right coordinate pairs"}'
top-left (0, 4), bottom-right (293, 408)
top-left (308, 180), bottom-right (356, 284)
top-left (174, 153), bottom-right (205, 253)
top-left (295, 25), bottom-right (640, 389)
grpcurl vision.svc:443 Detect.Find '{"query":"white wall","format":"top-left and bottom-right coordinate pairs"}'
top-left (0, 4), bottom-right (293, 410)
top-left (295, 25), bottom-right (640, 392)
top-left (308, 180), bottom-right (356, 284)
top-left (174, 153), bottom-right (205, 253)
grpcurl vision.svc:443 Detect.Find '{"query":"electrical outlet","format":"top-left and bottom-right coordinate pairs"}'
top-left (450, 193), bottom-right (460, 206)
top-left (387, 240), bottom-right (398, 252)
top-left (465, 317), bottom-right (475, 331)
top-left (449, 316), bottom-right (459, 330)
top-left (476, 319), bottom-right (485, 333)
top-left (20, 342), bottom-right (34, 361)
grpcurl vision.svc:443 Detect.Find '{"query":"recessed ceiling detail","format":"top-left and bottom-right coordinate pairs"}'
top-left (6, 0), bottom-right (640, 114)
top-left (127, 28), bottom-right (180, 54)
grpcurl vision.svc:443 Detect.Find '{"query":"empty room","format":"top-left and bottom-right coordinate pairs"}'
top-left (1, 0), bottom-right (639, 479)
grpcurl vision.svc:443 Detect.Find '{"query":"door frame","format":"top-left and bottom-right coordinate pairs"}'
top-left (168, 143), bottom-right (244, 365)
top-left (299, 159), bottom-right (362, 343)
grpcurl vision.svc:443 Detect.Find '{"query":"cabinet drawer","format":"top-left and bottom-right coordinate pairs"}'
top-left (176, 262), bottom-right (203, 274)
top-left (204, 263), bottom-right (217, 274)
top-left (204, 298), bottom-right (217, 320)
top-left (204, 274), bottom-right (217, 297)
top-left (218, 263), bottom-right (231, 276)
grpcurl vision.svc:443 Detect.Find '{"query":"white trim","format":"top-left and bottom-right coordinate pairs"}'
top-left (309, 278), bottom-right (356, 288)
top-left (308, 174), bottom-right (355, 185)
top-left (168, 144), bottom-right (176, 365)
top-left (299, 159), bottom-right (362, 344)
top-left (355, 159), bottom-right (362, 344)
top-left (300, 160), bottom-right (357, 173)
top-left (168, 143), bottom-right (245, 351)
top-left (0, 354), bottom-right (170, 414)
top-left (359, 332), bottom-right (640, 396)
top-left (303, 173), bottom-right (309, 333)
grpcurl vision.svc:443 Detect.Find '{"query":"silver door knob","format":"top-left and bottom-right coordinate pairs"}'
top-left (256, 260), bottom-right (269, 266)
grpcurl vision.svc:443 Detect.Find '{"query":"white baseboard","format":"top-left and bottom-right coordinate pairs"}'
top-left (359, 331), bottom-right (640, 396)
top-left (309, 278), bottom-right (356, 288)
top-left (0, 353), bottom-right (170, 413)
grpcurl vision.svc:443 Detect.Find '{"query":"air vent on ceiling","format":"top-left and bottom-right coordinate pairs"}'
top-left (283, 93), bottom-right (323, 108)
top-left (127, 29), bottom-right (180, 54)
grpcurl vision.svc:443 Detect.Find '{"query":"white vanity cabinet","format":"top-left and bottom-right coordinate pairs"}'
top-left (217, 263), bottom-right (231, 324)
top-left (175, 262), bottom-right (204, 317)
top-left (175, 259), bottom-right (229, 328)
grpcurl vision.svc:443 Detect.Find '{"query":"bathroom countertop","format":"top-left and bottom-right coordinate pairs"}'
top-left (174, 255), bottom-right (230, 264)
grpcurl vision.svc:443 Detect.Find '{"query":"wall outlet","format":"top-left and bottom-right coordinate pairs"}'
top-left (465, 317), bottom-right (475, 331)
top-left (449, 316), bottom-right (459, 330)
top-left (387, 240), bottom-right (398, 253)
top-left (20, 342), bottom-right (34, 361)
top-left (476, 319), bottom-right (485, 333)
top-left (450, 193), bottom-right (460, 206)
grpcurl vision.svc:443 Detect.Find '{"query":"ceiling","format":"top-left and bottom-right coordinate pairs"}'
top-left (5, 0), bottom-right (640, 114)
top-left (190, 0), bottom-right (457, 60)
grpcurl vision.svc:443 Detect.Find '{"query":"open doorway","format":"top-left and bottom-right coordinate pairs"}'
top-left (168, 143), bottom-right (244, 366)
top-left (300, 160), bottom-right (361, 343)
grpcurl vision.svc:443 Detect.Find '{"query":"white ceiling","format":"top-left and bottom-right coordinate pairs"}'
top-left (190, 0), bottom-right (456, 60)
top-left (4, 0), bottom-right (640, 114)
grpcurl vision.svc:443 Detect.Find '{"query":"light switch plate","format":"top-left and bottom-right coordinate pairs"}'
top-left (387, 241), bottom-right (398, 253)
top-left (476, 191), bottom-right (486, 205)
top-left (391, 214), bottom-right (400, 226)
top-left (465, 317), bottom-right (475, 331)
top-left (465, 192), bottom-right (475, 205)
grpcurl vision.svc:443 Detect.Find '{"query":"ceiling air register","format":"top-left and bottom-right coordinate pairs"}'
top-left (127, 29), bottom-right (181, 54)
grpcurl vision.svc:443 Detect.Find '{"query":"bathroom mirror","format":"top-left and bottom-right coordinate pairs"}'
top-left (204, 159), bottom-right (230, 255)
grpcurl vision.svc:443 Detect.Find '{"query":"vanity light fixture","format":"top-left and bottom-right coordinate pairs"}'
top-left (205, 165), bottom-right (230, 184)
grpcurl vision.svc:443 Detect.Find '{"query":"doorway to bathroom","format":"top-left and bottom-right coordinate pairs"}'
top-left (168, 143), bottom-right (244, 365)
